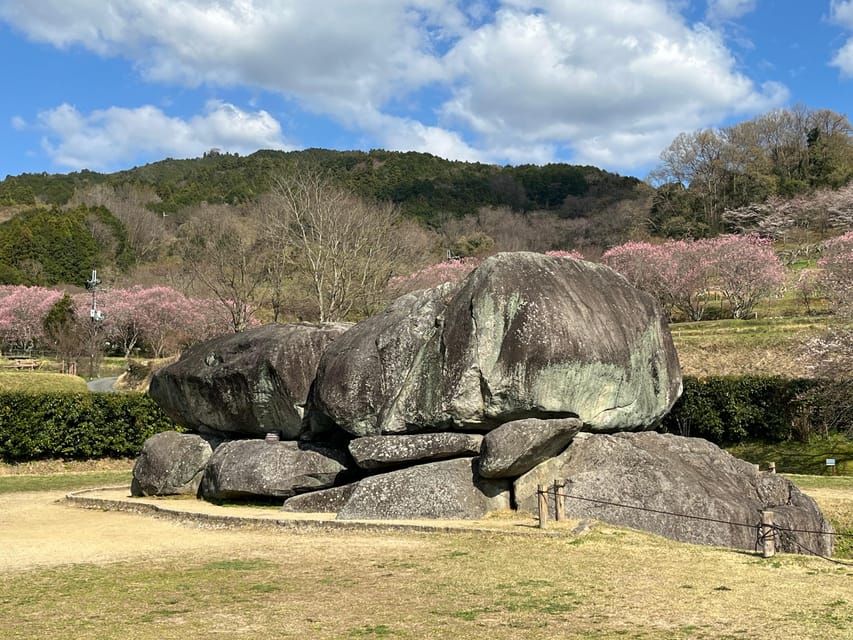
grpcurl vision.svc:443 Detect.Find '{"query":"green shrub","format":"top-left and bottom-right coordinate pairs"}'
top-left (0, 392), bottom-right (179, 462)
top-left (660, 376), bottom-right (826, 446)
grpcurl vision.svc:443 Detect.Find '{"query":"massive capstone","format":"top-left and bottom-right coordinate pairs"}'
top-left (149, 322), bottom-right (350, 439)
top-left (309, 252), bottom-right (682, 437)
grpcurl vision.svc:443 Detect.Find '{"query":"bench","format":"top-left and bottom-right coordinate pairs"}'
top-left (1, 359), bottom-right (40, 370)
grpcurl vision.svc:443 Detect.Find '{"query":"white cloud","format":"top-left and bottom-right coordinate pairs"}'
top-left (0, 0), bottom-right (790, 174)
top-left (35, 101), bottom-right (290, 171)
top-left (438, 1), bottom-right (786, 169)
top-left (11, 116), bottom-right (27, 130)
top-left (831, 0), bottom-right (853, 76)
top-left (706, 0), bottom-right (757, 23)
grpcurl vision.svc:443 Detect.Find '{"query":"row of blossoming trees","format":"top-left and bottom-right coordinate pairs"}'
top-left (1, 236), bottom-right (850, 364)
top-left (390, 236), bottom-right (853, 327)
top-left (0, 285), bottom-right (231, 360)
top-left (601, 234), bottom-right (786, 321)
top-left (390, 242), bottom-right (786, 322)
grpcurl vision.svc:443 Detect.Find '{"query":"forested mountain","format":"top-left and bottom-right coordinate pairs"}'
top-left (0, 148), bottom-right (645, 221)
top-left (0, 149), bottom-right (652, 288)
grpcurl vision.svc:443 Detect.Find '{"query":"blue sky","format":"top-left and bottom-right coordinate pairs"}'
top-left (1, 0), bottom-right (852, 180)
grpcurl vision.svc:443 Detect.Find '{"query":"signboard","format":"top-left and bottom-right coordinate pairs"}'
top-left (826, 458), bottom-right (836, 467)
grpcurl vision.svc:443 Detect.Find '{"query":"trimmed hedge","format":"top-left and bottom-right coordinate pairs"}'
top-left (660, 375), bottom-right (826, 446)
top-left (0, 392), bottom-right (179, 462)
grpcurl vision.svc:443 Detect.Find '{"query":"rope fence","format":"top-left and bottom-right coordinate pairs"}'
top-left (536, 479), bottom-right (852, 565)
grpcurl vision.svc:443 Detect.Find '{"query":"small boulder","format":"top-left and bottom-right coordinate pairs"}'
top-left (478, 417), bottom-right (582, 478)
top-left (348, 432), bottom-right (483, 470)
top-left (131, 431), bottom-right (212, 497)
top-left (150, 322), bottom-right (350, 439)
top-left (515, 432), bottom-right (834, 555)
top-left (200, 439), bottom-right (351, 501)
top-left (281, 483), bottom-right (358, 513)
top-left (336, 458), bottom-right (511, 520)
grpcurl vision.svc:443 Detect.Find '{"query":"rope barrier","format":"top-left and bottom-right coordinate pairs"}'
top-left (536, 485), bottom-right (848, 563)
top-left (543, 488), bottom-right (850, 539)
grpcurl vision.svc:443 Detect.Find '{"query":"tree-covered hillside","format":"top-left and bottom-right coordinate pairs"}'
top-left (0, 148), bottom-right (647, 221)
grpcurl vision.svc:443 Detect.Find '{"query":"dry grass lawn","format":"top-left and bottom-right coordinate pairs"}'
top-left (1, 485), bottom-right (851, 640)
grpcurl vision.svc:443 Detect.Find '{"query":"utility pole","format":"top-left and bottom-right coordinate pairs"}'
top-left (85, 269), bottom-right (104, 378)
top-left (86, 269), bottom-right (104, 322)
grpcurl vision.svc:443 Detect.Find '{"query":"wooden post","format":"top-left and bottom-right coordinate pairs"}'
top-left (760, 510), bottom-right (775, 558)
top-left (553, 480), bottom-right (565, 522)
top-left (537, 484), bottom-right (549, 529)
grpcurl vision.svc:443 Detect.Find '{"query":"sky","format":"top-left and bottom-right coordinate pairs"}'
top-left (1, 0), bottom-right (852, 181)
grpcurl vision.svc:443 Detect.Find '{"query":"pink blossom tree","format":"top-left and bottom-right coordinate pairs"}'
top-left (792, 268), bottom-right (824, 316)
top-left (604, 235), bottom-right (783, 321)
top-left (0, 286), bottom-right (63, 353)
top-left (821, 231), bottom-right (853, 316)
top-left (803, 232), bottom-right (853, 436)
top-left (98, 287), bottom-right (231, 359)
top-left (544, 250), bottom-right (585, 260)
top-left (602, 241), bottom-right (711, 319)
top-left (119, 287), bottom-right (225, 358)
top-left (387, 257), bottom-right (481, 295)
top-left (659, 240), bottom-right (717, 321)
top-left (707, 234), bottom-right (785, 319)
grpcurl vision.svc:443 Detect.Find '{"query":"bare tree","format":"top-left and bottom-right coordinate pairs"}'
top-left (69, 183), bottom-right (171, 263)
top-left (264, 170), bottom-right (422, 322)
top-left (174, 204), bottom-right (270, 332)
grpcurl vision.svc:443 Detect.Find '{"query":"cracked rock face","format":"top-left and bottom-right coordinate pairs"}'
top-left (309, 252), bottom-right (682, 437)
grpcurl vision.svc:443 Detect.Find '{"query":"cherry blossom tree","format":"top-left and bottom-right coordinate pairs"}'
top-left (792, 268), bottom-right (824, 316)
top-left (116, 287), bottom-right (229, 358)
top-left (709, 234), bottom-right (785, 319)
top-left (602, 241), bottom-right (711, 319)
top-left (387, 257), bottom-right (480, 295)
top-left (603, 235), bottom-right (784, 321)
top-left (802, 231), bottom-right (853, 435)
top-left (0, 286), bottom-right (63, 353)
top-left (820, 231), bottom-right (853, 316)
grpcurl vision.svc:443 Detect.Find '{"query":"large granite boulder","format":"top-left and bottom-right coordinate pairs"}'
top-left (200, 439), bottom-right (351, 501)
top-left (478, 417), bottom-right (582, 478)
top-left (131, 431), bottom-right (212, 497)
top-left (309, 252), bottom-right (681, 437)
top-left (515, 432), bottom-right (834, 556)
top-left (348, 433), bottom-right (483, 470)
top-left (336, 458), bottom-right (511, 520)
top-left (150, 322), bottom-right (350, 439)
top-left (308, 284), bottom-right (458, 437)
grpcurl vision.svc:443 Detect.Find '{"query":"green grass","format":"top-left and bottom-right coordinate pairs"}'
top-left (0, 370), bottom-right (89, 393)
top-left (2, 524), bottom-right (851, 639)
top-left (784, 475), bottom-right (853, 491)
top-left (0, 470), bottom-right (132, 494)
top-left (669, 316), bottom-right (835, 377)
top-left (726, 435), bottom-right (853, 476)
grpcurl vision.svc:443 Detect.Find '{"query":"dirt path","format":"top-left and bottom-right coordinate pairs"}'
top-left (0, 489), bottom-right (543, 573)
top-left (0, 490), bottom-right (291, 572)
